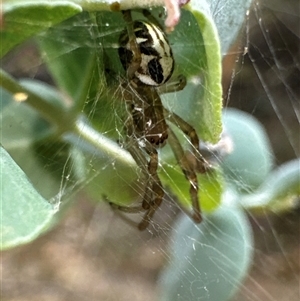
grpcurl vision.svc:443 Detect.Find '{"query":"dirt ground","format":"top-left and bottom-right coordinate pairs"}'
top-left (2, 197), bottom-right (299, 301)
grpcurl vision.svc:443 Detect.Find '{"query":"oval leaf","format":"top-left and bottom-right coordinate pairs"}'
top-left (160, 202), bottom-right (253, 301)
top-left (221, 109), bottom-right (275, 191)
top-left (0, 147), bottom-right (55, 250)
top-left (241, 159), bottom-right (300, 213)
top-left (163, 7), bottom-right (222, 143)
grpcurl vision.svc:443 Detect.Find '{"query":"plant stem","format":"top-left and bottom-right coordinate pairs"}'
top-left (0, 69), bottom-right (73, 131)
top-left (72, 117), bottom-right (136, 168)
top-left (1, 68), bottom-right (136, 168)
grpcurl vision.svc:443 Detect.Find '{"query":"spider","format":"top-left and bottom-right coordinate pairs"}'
top-left (108, 9), bottom-right (210, 230)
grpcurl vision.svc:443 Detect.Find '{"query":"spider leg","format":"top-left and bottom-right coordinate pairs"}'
top-left (138, 175), bottom-right (163, 230)
top-left (138, 149), bottom-right (164, 230)
top-left (167, 127), bottom-right (202, 223)
top-left (130, 142), bottom-right (155, 211)
top-left (104, 195), bottom-right (145, 228)
top-left (108, 172), bottom-right (163, 230)
top-left (106, 136), bottom-right (164, 230)
top-left (121, 10), bottom-right (142, 80)
top-left (164, 108), bottom-right (211, 173)
top-left (156, 74), bottom-right (187, 95)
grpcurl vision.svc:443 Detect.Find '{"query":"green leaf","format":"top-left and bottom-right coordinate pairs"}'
top-left (36, 12), bottom-right (102, 106)
top-left (163, 7), bottom-right (222, 143)
top-left (221, 108), bottom-right (275, 192)
top-left (1, 74), bottom-right (141, 207)
top-left (160, 161), bottom-right (223, 212)
top-left (80, 150), bottom-right (144, 206)
top-left (241, 159), bottom-right (300, 213)
top-left (0, 146), bottom-right (55, 250)
top-left (159, 202), bottom-right (253, 301)
top-left (0, 85), bottom-right (69, 200)
top-left (1, 1), bottom-right (82, 57)
top-left (219, 109), bottom-right (299, 214)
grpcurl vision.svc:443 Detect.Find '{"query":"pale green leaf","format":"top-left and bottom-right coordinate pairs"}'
top-left (0, 147), bottom-right (55, 250)
top-left (160, 202), bottom-right (253, 301)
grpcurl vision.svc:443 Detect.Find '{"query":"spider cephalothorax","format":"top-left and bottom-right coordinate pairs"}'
top-left (108, 10), bottom-right (210, 230)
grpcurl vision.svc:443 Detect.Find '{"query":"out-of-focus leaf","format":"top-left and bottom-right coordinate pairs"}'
top-left (221, 108), bottom-right (274, 192)
top-left (160, 200), bottom-right (253, 301)
top-left (0, 86), bottom-right (63, 200)
top-left (1, 1), bottom-right (82, 57)
top-left (36, 12), bottom-right (102, 106)
top-left (241, 159), bottom-right (300, 213)
top-left (0, 146), bottom-right (55, 250)
top-left (208, 0), bottom-right (253, 55)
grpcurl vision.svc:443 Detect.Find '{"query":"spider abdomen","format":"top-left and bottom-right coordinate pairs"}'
top-left (119, 20), bottom-right (174, 86)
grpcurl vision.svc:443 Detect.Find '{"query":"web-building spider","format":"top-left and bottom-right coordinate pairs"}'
top-left (109, 9), bottom-right (210, 230)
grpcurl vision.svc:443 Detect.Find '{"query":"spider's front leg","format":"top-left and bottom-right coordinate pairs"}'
top-left (166, 110), bottom-right (211, 173)
top-left (158, 75), bottom-right (211, 173)
top-left (120, 10), bottom-right (142, 80)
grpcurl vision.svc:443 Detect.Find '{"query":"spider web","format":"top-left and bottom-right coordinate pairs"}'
top-left (2, 1), bottom-right (299, 301)
top-left (224, 1), bottom-right (300, 300)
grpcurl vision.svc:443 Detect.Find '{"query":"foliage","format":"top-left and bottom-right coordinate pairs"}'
top-left (159, 108), bottom-right (300, 301)
top-left (1, 0), bottom-right (299, 300)
top-left (1, 0), bottom-right (223, 247)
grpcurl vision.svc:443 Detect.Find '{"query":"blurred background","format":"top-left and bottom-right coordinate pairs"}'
top-left (2, 0), bottom-right (299, 300)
